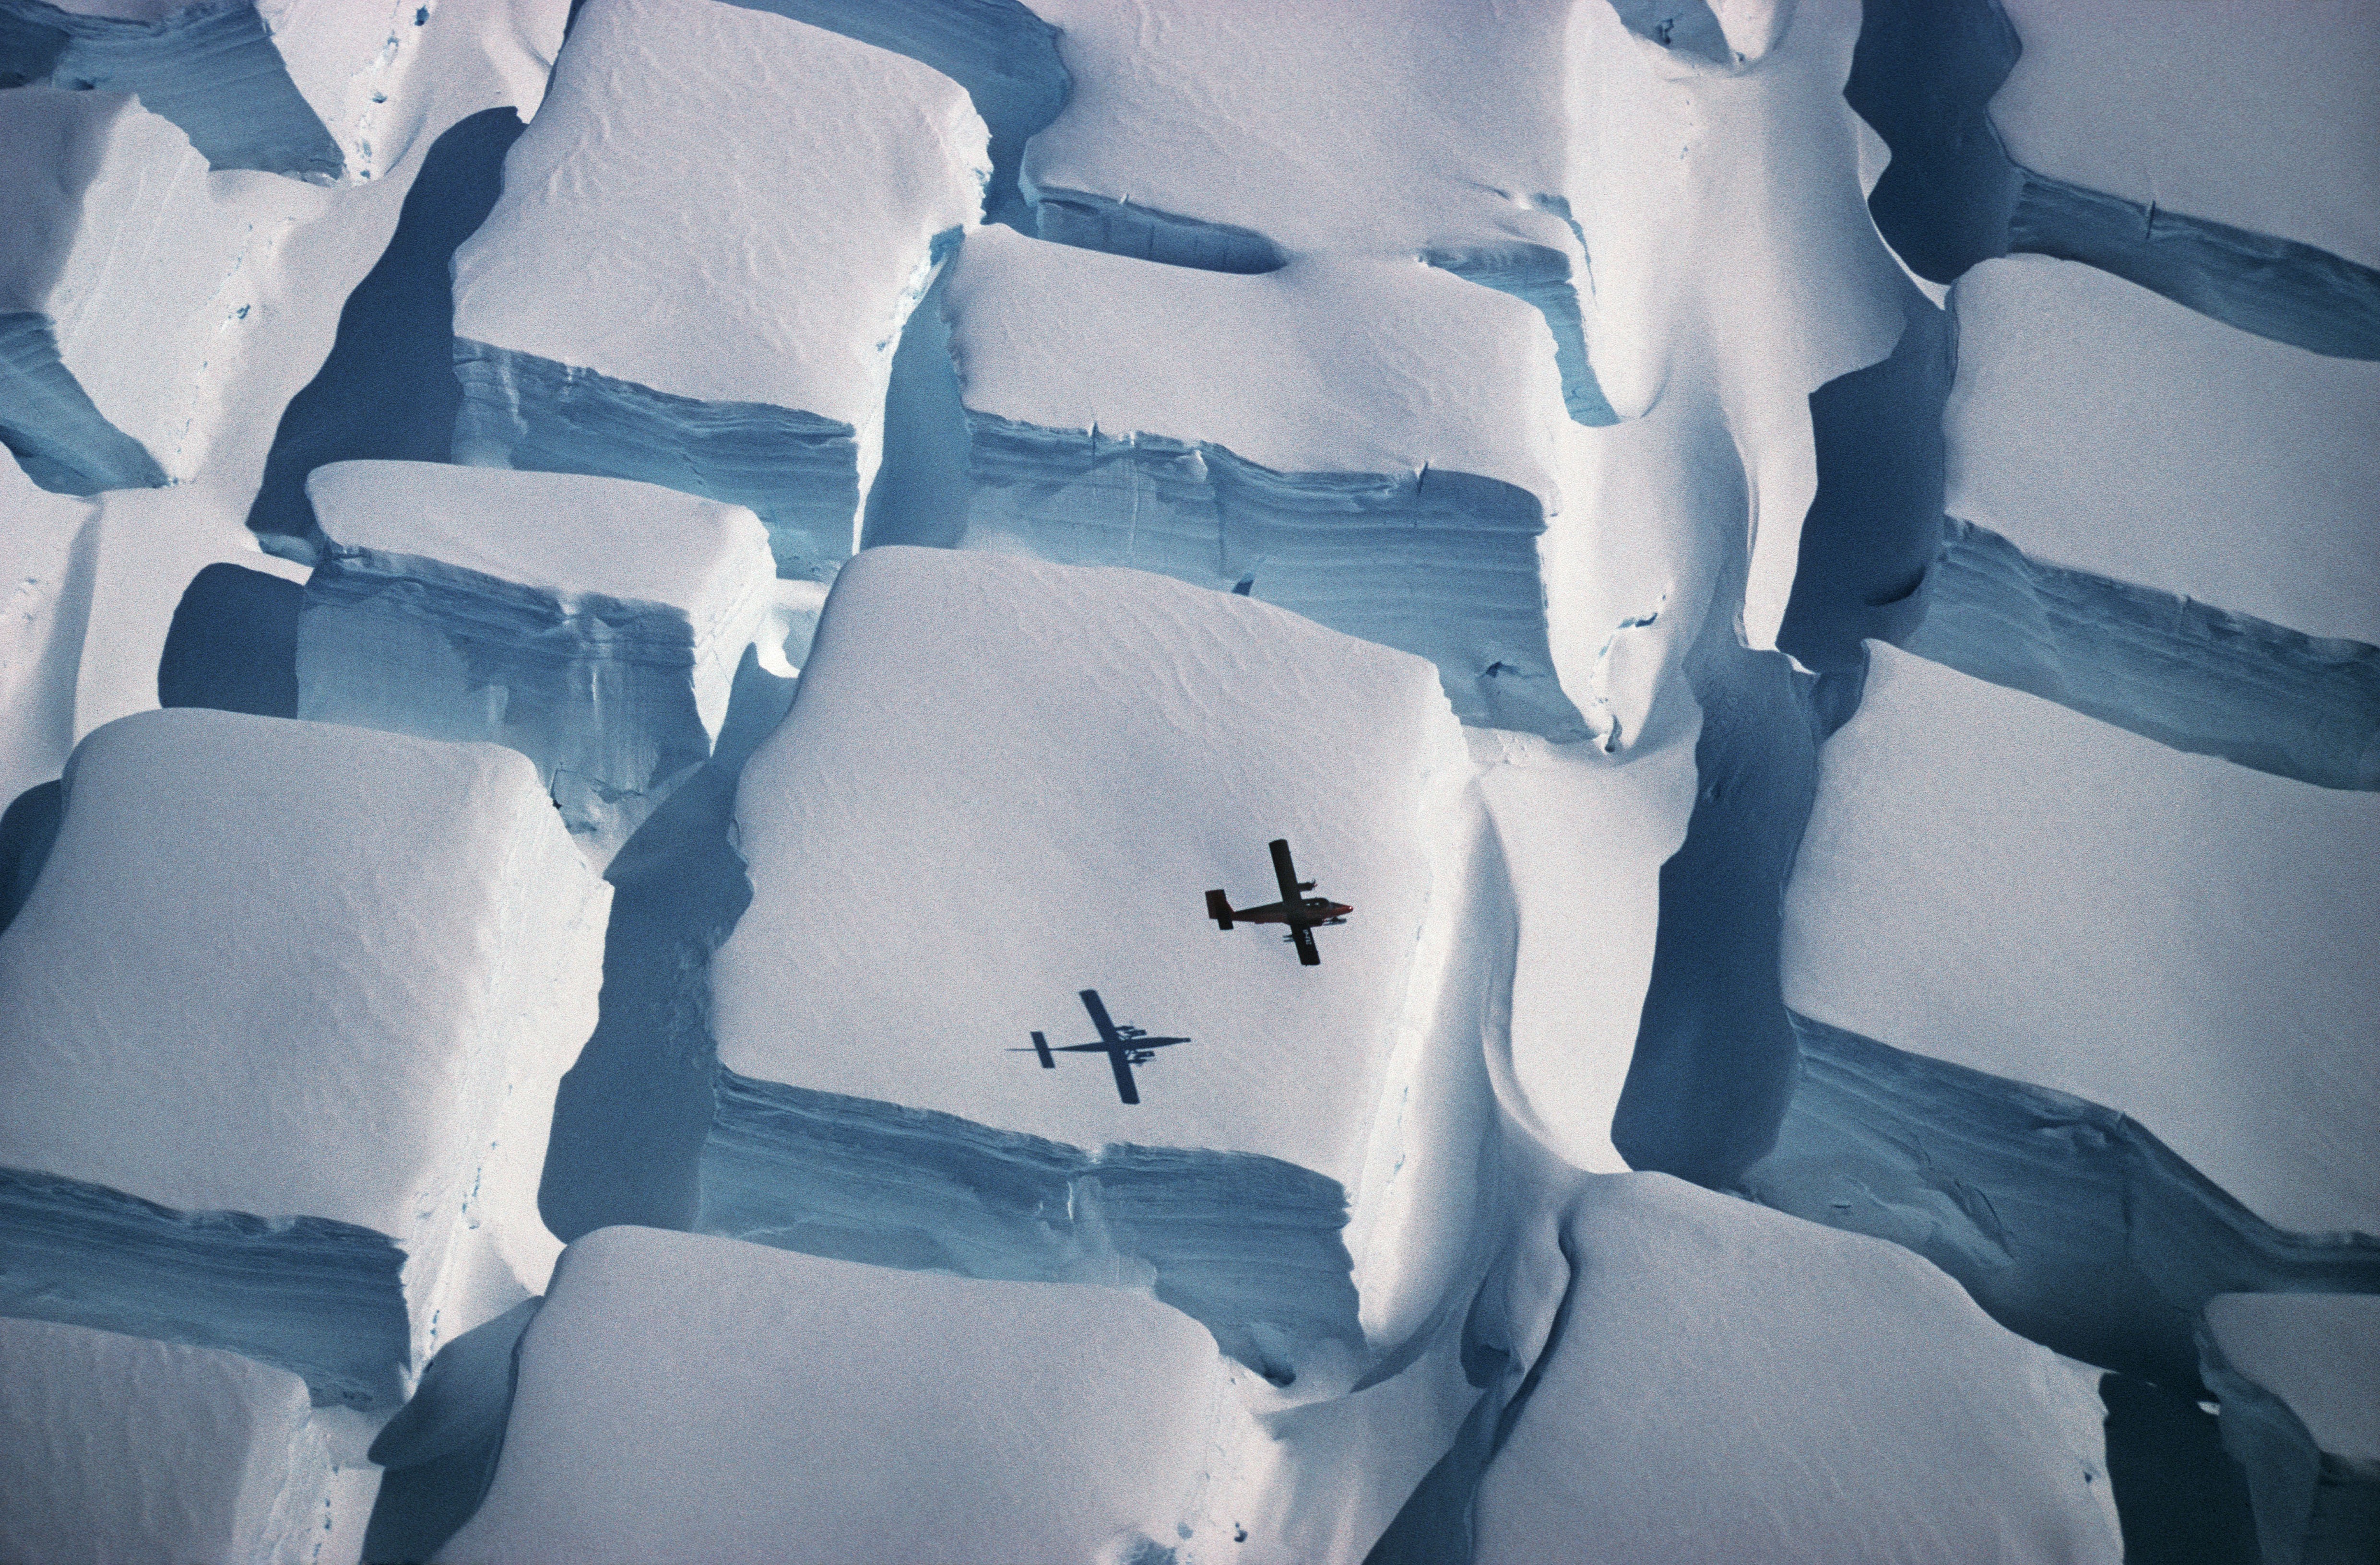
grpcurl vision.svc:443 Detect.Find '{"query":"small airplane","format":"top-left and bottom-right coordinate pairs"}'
top-left (1206, 838), bottom-right (1352, 967)
top-left (1013, 989), bottom-right (1189, 1106)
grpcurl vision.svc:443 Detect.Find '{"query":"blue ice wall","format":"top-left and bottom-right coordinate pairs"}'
top-left (157, 562), bottom-right (300, 718)
top-left (537, 650), bottom-right (793, 1242)
top-left (2197, 1319), bottom-right (2380, 1565)
top-left (364, 1296), bottom-right (540, 1564)
top-left (0, 311), bottom-right (168, 495)
top-left (1421, 237), bottom-right (1621, 427)
top-left (1906, 517), bottom-right (2380, 791)
top-left (699, 1070), bottom-right (1362, 1388)
top-left (0, 1163), bottom-right (413, 1410)
top-left (1030, 190), bottom-right (1288, 275)
top-left (720, 0), bottom-right (1067, 229)
top-left (450, 341), bottom-right (862, 582)
top-left (1610, 637), bottom-right (1861, 1186)
top-left (248, 107), bottom-right (524, 561)
top-left (0, 0), bottom-right (342, 180)
top-left (1848, 0), bottom-right (2380, 360)
top-left (964, 413), bottom-right (1589, 739)
top-left (1734, 1014), bottom-right (2380, 1393)
top-left (1774, 281), bottom-right (1950, 673)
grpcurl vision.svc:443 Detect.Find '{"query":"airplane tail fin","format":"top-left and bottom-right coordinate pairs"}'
top-left (1205, 889), bottom-right (1234, 930)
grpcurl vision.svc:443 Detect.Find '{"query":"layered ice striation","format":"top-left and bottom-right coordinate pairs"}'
top-left (448, 0), bottom-right (989, 579)
top-left (439, 1226), bottom-right (1243, 1564)
top-left (1784, 645), bottom-right (2380, 1242)
top-left (1736, 1013), bottom-right (2380, 1394)
top-left (1907, 516), bottom-right (2380, 792)
top-left (1848, 0), bottom-right (2380, 359)
top-left (1466, 1174), bottom-right (2122, 1563)
top-left (0, 0), bottom-right (559, 185)
top-left (2198, 1293), bottom-right (2380, 1565)
top-left (944, 227), bottom-right (1589, 739)
top-left (1017, 0), bottom-right (1617, 423)
top-left (0, 708), bottom-right (609, 1408)
top-left (706, 548), bottom-right (1501, 1402)
top-left (297, 460), bottom-right (777, 861)
top-left (0, 1317), bottom-right (363, 1563)
top-left (0, 85), bottom-right (251, 492)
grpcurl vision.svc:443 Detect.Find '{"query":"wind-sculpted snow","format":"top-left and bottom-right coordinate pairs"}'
top-left (1908, 517), bottom-right (2380, 791)
top-left (712, 549), bottom-right (1499, 1415)
top-left (449, 0), bottom-right (988, 578)
top-left (0, 1163), bottom-right (411, 1408)
top-left (0, 87), bottom-right (252, 492)
top-left (1736, 1013), bottom-right (2380, 1394)
top-left (2198, 1294), bottom-right (2380, 1565)
top-left (1849, 0), bottom-right (2380, 360)
top-left (1785, 646), bottom-right (2380, 1239)
top-left (439, 1227), bottom-right (1248, 1564)
top-left (945, 230), bottom-right (1589, 739)
top-left (1468, 1174), bottom-right (2122, 1564)
top-left (0, 1317), bottom-right (358, 1563)
top-left (0, 0), bottom-right (341, 179)
top-left (297, 461), bottom-right (776, 861)
top-left (720, 0), bottom-right (1065, 229)
top-left (0, 709), bottom-right (608, 1408)
top-left (1017, 0), bottom-right (1618, 425)
top-left (248, 106), bottom-right (523, 559)
top-left (702, 1071), bottom-right (1362, 1385)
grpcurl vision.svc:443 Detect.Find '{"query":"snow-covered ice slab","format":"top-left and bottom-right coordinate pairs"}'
top-left (0, 0), bottom-right (560, 184)
top-left (945, 226), bottom-right (1588, 739)
top-left (1472, 1174), bottom-right (2121, 1562)
top-left (2200, 1293), bottom-right (2380, 1565)
top-left (298, 460), bottom-right (777, 861)
top-left (449, 0), bottom-right (988, 580)
top-left (439, 1225), bottom-right (1244, 1564)
top-left (0, 86), bottom-right (254, 493)
top-left (1017, 0), bottom-right (1621, 422)
top-left (1944, 256), bottom-right (2380, 647)
top-left (1783, 645), bottom-right (2380, 1239)
top-left (0, 1316), bottom-right (369, 1565)
top-left (706, 547), bottom-right (1500, 1400)
top-left (0, 708), bottom-right (609, 1408)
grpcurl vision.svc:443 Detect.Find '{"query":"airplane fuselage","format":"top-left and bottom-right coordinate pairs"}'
top-left (1234, 896), bottom-right (1354, 928)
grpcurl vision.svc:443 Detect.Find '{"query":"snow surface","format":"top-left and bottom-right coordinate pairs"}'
top-left (1473, 1172), bottom-right (2122, 1564)
top-left (1945, 255), bottom-right (2380, 646)
top-left (299, 460), bottom-right (777, 857)
top-left (1783, 645), bottom-right (2380, 1238)
top-left (448, 0), bottom-right (988, 576)
top-left (710, 546), bottom-right (1496, 1392)
top-left (2203, 1292), bottom-right (2380, 1468)
top-left (0, 1315), bottom-right (363, 1565)
top-left (0, 708), bottom-right (608, 1364)
top-left (438, 1225), bottom-right (1241, 1565)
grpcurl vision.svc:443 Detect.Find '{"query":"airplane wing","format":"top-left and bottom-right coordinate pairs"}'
top-left (1290, 923), bottom-right (1321, 966)
top-left (1078, 988), bottom-right (1121, 1044)
top-left (1107, 1049), bottom-right (1141, 1105)
top-left (1269, 838), bottom-right (1303, 907)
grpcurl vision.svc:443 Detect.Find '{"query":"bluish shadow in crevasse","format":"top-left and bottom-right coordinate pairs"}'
top-left (2099, 1374), bottom-right (2261, 1565)
top-left (719, 0), bottom-right (1067, 231)
top-left (1734, 1013), bottom-right (2380, 1392)
top-left (158, 562), bottom-right (301, 718)
top-left (363, 1296), bottom-right (541, 1565)
top-left (1906, 517), bottom-right (2380, 791)
top-left (246, 107), bottom-right (524, 560)
top-left (1848, 0), bottom-right (2380, 360)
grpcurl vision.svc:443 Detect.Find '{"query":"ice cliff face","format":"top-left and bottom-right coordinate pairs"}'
top-left (448, 0), bottom-right (990, 579)
top-left (0, 709), bottom-right (607, 1407)
top-left (298, 460), bottom-right (777, 861)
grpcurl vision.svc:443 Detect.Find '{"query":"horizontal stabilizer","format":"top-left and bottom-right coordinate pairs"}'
top-left (1205, 889), bottom-right (1234, 930)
